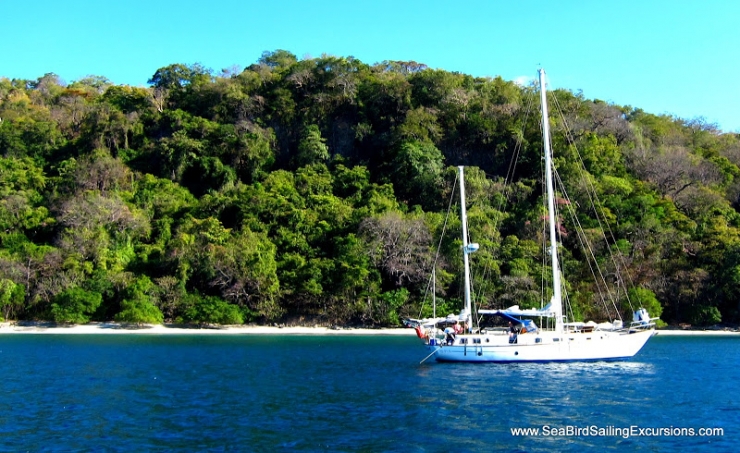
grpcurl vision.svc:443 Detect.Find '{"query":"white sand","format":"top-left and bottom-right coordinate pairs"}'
top-left (0, 322), bottom-right (417, 336)
top-left (0, 322), bottom-right (736, 336)
top-left (653, 329), bottom-right (739, 336)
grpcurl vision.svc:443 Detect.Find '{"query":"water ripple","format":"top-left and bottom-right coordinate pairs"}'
top-left (0, 334), bottom-right (737, 451)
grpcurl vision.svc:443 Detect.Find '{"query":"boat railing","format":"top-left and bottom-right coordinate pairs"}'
top-left (627, 317), bottom-right (658, 332)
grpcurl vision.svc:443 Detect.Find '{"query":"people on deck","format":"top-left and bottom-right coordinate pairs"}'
top-left (508, 321), bottom-right (520, 344)
top-left (444, 326), bottom-right (455, 345)
top-left (453, 320), bottom-right (463, 334)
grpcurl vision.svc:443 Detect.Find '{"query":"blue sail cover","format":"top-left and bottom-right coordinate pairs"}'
top-left (488, 311), bottom-right (538, 333)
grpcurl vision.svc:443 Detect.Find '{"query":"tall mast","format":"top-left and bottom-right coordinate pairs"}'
top-left (458, 166), bottom-right (477, 331)
top-left (538, 69), bottom-right (564, 333)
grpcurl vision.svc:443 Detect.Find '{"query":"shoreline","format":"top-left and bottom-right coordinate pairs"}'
top-left (0, 322), bottom-right (737, 336)
top-left (654, 329), bottom-right (739, 336)
top-left (0, 322), bottom-right (417, 336)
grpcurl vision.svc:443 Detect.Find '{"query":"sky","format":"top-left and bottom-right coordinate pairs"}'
top-left (2, 0), bottom-right (738, 132)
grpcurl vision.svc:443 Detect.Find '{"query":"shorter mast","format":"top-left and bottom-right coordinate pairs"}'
top-left (432, 268), bottom-right (436, 318)
top-left (538, 69), bottom-right (564, 334)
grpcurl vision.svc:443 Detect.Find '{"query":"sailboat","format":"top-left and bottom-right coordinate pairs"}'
top-left (410, 69), bottom-right (656, 363)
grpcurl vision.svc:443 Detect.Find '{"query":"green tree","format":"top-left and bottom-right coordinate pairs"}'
top-left (50, 287), bottom-right (102, 324)
top-left (374, 288), bottom-right (409, 325)
top-left (296, 124), bottom-right (329, 166)
top-left (148, 63), bottom-right (211, 90)
top-left (391, 140), bottom-right (445, 208)
top-left (181, 294), bottom-right (244, 325)
top-left (258, 50), bottom-right (298, 72)
top-left (115, 276), bottom-right (164, 324)
top-left (0, 156), bottom-right (52, 234)
top-left (208, 228), bottom-right (281, 320)
top-left (0, 278), bottom-right (24, 321)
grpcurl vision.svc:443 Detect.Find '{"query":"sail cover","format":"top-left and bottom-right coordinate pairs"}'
top-left (478, 305), bottom-right (555, 332)
top-left (478, 310), bottom-right (539, 333)
top-left (479, 304), bottom-right (555, 318)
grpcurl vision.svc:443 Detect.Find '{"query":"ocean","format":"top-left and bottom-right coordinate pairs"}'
top-left (0, 334), bottom-right (737, 452)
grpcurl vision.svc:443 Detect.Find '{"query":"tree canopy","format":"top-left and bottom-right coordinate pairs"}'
top-left (1, 51), bottom-right (739, 327)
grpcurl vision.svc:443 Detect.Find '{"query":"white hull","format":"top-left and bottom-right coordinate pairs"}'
top-left (428, 329), bottom-right (655, 363)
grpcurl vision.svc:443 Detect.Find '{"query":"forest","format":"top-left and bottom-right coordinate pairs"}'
top-left (1, 50), bottom-right (739, 327)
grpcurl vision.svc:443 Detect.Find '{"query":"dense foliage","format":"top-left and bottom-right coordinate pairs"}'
top-left (2, 51), bottom-right (739, 326)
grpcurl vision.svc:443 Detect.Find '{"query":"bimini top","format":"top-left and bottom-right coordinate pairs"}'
top-left (477, 310), bottom-right (539, 333)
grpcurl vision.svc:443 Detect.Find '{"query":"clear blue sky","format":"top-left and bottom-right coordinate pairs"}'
top-left (3, 0), bottom-right (738, 131)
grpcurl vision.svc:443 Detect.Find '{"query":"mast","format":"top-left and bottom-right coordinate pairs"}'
top-left (458, 166), bottom-right (477, 331)
top-left (538, 69), bottom-right (564, 334)
top-left (432, 267), bottom-right (436, 318)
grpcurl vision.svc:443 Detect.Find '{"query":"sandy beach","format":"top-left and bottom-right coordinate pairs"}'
top-left (0, 322), bottom-right (417, 336)
top-left (0, 322), bottom-right (737, 336)
top-left (653, 329), bottom-right (739, 336)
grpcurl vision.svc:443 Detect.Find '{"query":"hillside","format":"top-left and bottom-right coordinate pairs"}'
top-left (1, 50), bottom-right (739, 326)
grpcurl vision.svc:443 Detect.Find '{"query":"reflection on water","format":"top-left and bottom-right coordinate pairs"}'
top-left (408, 335), bottom-right (737, 451)
top-left (437, 359), bottom-right (655, 379)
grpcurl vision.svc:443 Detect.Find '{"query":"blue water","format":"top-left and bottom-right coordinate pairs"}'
top-left (0, 334), bottom-right (737, 452)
